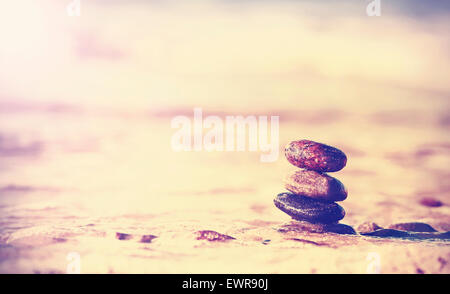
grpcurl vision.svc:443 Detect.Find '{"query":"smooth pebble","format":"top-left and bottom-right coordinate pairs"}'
top-left (285, 140), bottom-right (347, 172)
top-left (284, 170), bottom-right (347, 202)
top-left (274, 192), bottom-right (345, 224)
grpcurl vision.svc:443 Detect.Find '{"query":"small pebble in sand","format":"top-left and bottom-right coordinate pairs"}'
top-left (116, 232), bottom-right (133, 240)
top-left (356, 222), bottom-right (383, 234)
top-left (285, 170), bottom-right (347, 202)
top-left (361, 229), bottom-right (450, 240)
top-left (195, 230), bottom-right (235, 242)
top-left (420, 197), bottom-right (443, 207)
top-left (360, 229), bottom-right (411, 238)
top-left (285, 140), bottom-right (347, 172)
top-left (414, 231), bottom-right (450, 240)
top-left (140, 235), bottom-right (158, 243)
top-left (274, 192), bottom-right (345, 224)
top-left (116, 232), bottom-right (158, 243)
top-left (388, 222), bottom-right (437, 233)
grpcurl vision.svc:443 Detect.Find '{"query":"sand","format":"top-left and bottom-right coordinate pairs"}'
top-left (0, 106), bottom-right (449, 274)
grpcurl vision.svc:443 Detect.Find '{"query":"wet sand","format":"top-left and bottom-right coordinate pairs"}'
top-left (0, 104), bottom-right (449, 273)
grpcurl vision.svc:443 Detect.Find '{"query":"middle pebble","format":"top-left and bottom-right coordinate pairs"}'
top-left (284, 170), bottom-right (347, 202)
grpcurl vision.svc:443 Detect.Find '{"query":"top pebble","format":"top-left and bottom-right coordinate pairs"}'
top-left (285, 140), bottom-right (347, 172)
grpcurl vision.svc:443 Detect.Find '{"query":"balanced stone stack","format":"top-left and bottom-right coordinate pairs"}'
top-left (274, 140), bottom-right (356, 235)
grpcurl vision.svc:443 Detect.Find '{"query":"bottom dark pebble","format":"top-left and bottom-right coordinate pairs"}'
top-left (274, 192), bottom-right (345, 224)
top-left (324, 223), bottom-right (356, 235)
top-left (277, 221), bottom-right (356, 235)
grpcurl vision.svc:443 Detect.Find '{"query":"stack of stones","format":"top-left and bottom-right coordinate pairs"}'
top-left (274, 140), bottom-right (356, 235)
